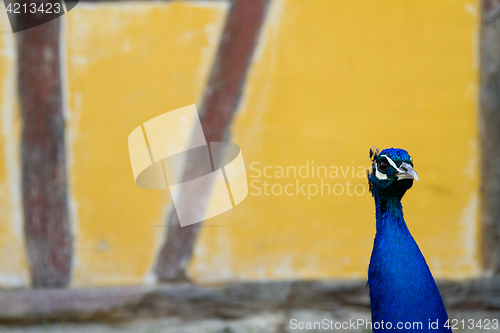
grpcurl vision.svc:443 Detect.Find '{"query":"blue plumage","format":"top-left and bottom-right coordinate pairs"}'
top-left (367, 148), bottom-right (451, 332)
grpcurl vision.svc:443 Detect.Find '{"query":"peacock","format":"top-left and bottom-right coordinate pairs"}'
top-left (367, 148), bottom-right (452, 332)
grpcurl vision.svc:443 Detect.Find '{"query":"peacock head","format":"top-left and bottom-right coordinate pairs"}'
top-left (368, 147), bottom-right (418, 200)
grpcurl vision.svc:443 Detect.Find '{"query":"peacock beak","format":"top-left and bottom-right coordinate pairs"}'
top-left (396, 162), bottom-right (419, 181)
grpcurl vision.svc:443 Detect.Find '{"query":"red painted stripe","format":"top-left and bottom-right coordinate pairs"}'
top-left (155, 0), bottom-right (270, 281)
top-left (19, 18), bottom-right (71, 287)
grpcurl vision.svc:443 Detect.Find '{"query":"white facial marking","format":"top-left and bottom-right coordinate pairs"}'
top-left (380, 155), bottom-right (404, 173)
top-left (375, 168), bottom-right (388, 180)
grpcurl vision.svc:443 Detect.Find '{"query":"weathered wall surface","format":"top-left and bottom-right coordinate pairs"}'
top-left (0, 0), bottom-right (482, 288)
top-left (62, 1), bottom-right (229, 287)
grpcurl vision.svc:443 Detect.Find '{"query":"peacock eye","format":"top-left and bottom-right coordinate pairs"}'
top-left (377, 160), bottom-right (389, 172)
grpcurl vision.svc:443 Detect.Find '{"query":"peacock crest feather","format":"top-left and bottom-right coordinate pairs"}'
top-left (368, 147), bottom-right (380, 193)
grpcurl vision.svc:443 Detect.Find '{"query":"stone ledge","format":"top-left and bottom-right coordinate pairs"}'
top-left (0, 278), bottom-right (498, 323)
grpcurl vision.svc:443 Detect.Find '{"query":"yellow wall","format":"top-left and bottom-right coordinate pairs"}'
top-left (0, 14), bottom-right (29, 287)
top-left (0, 0), bottom-right (480, 287)
top-left (190, 0), bottom-right (480, 283)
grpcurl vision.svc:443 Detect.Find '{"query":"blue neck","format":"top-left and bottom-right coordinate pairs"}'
top-left (374, 194), bottom-right (406, 232)
top-left (368, 192), bottom-right (451, 332)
